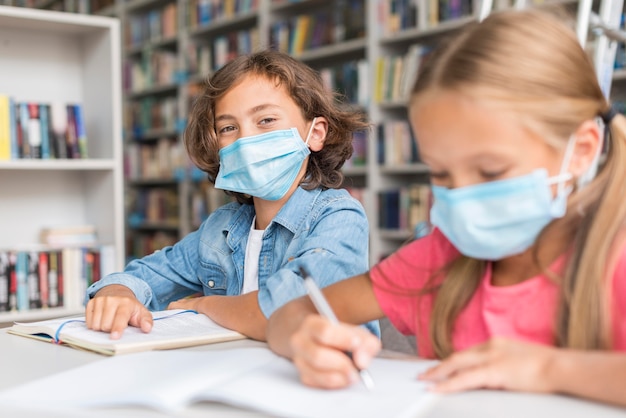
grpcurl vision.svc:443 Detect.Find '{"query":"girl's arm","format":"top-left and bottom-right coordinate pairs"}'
top-left (266, 273), bottom-right (385, 388)
top-left (420, 338), bottom-right (626, 407)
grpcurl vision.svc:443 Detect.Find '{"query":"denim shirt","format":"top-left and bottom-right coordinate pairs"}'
top-left (86, 187), bottom-right (380, 336)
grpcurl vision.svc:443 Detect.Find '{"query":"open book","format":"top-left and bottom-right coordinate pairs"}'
top-left (6, 309), bottom-right (245, 355)
top-left (0, 346), bottom-right (440, 418)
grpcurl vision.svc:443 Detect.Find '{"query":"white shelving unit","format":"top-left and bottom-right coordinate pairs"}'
top-left (0, 5), bottom-right (124, 322)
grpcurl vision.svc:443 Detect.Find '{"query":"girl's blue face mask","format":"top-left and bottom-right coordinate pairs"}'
top-left (430, 136), bottom-right (577, 260)
top-left (215, 120), bottom-right (315, 201)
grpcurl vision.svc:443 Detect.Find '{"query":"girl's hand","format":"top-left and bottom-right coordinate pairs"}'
top-left (289, 315), bottom-right (381, 389)
top-left (419, 337), bottom-right (557, 394)
top-left (85, 284), bottom-right (153, 339)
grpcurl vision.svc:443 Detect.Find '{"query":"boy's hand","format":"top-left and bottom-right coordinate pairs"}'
top-left (85, 284), bottom-right (153, 339)
top-left (290, 315), bottom-right (381, 389)
top-left (419, 337), bottom-right (557, 394)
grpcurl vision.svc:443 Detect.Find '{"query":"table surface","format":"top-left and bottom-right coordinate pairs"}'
top-left (1, 328), bottom-right (625, 418)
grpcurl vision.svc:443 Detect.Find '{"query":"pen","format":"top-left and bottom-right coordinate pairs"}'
top-left (298, 267), bottom-right (375, 391)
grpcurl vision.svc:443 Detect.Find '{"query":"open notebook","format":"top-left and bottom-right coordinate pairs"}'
top-left (0, 346), bottom-right (440, 418)
top-left (6, 309), bottom-right (245, 355)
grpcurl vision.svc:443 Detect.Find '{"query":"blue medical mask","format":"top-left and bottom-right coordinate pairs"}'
top-left (214, 120), bottom-right (315, 201)
top-left (429, 137), bottom-right (575, 260)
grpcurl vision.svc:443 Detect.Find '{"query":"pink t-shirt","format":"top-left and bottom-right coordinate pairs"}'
top-left (370, 228), bottom-right (626, 359)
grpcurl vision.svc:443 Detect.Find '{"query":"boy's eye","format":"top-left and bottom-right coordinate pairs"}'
top-left (259, 117), bottom-right (276, 125)
top-left (217, 125), bottom-right (236, 135)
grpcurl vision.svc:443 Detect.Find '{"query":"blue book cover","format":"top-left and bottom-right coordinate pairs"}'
top-left (39, 104), bottom-right (51, 159)
top-left (16, 251), bottom-right (29, 312)
top-left (72, 104), bottom-right (88, 158)
top-left (9, 98), bottom-right (18, 160)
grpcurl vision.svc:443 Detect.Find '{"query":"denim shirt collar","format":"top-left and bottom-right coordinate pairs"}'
top-left (223, 187), bottom-right (321, 250)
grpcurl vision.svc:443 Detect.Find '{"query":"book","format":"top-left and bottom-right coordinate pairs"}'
top-left (6, 309), bottom-right (246, 356)
top-left (0, 94), bottom-right (10, 160)
top-left (0, 346), bottom-right (440, 417)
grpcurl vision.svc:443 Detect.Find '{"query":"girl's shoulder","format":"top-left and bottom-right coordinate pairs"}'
top-left (371, 227), bottom-right (459, 291)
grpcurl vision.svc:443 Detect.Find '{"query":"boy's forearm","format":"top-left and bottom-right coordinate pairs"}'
top-left (549, 349), bottom-right (626, 407)
top-left (196, 293), bottom-right (268, 341)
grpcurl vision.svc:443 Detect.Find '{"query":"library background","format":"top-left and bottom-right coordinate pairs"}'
top-left (0, 0), bottom-right (624, 325)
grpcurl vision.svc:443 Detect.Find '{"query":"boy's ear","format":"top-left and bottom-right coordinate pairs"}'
top-left (307, 117), bottom-right (328, 152)
top-left (569, 118), bottom-right (601, 177)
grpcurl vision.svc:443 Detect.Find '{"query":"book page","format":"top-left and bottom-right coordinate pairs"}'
top-left (0, 347), bottom-right (439, 418)
top-left (9, 310), bottom-right (245, 355)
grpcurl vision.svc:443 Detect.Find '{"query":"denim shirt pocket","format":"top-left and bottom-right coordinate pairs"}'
top-left (197, 263), bottom-right (228, 295)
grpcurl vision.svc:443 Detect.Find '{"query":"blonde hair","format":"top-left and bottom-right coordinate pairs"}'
top-left (409, 9), bottom-right (626, 358)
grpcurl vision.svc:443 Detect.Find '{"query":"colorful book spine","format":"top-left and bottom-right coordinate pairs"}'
top-left (0, 95), bottom-right (10, 160)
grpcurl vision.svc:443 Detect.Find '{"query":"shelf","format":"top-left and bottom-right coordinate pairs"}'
top-left (125, 35), bottom-right (178, 55)
top-left (343, 166), bottom-right (368, 176)
top-left (380, 16), bottom-right (475, 47)
top-left (125, 82), bottom-right (179, 99)
top-left (270, 0), bottom-right (332, 14)
top-left (294, 37), bottom-right (367, 63)
top-left (128, 178), bottom-right (179, 187)
top-left (128, 221), bottom-right (180, 231)
top-left (379, 229), bottom-right (413, 241)
top-left (0, 159), bottom-right (117, 170)
top-left (188, 10), bottom-right (258, 37)
top-left (614, 69), bottom-right (626, 81)
top-left (378, 100), bottom-right (409, 110)
top-left (379, 163), bottom-right (430, 175)
top-left (128, 128), bottom-right (179, 141)
top-left (125, 0), bottom-right (173, 14)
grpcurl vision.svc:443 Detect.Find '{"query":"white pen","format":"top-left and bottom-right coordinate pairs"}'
top-left (299, 267), bottom-right (375, 391)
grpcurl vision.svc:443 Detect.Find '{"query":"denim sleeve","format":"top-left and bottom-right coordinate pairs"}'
top-left (84, 229), bottom-right (203, 310)
top-left (258, 196), bottom-right (380, 336)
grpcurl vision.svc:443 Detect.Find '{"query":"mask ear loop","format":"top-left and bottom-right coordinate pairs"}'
top-left (304, 117), bottom-right (317, 146)
top-left (553, 135), bottom-right (577, 196)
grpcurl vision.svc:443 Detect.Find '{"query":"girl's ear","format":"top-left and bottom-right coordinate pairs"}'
top-left (307, 117), bottom-right (328, 152)
top-left (569, 119), bottom-right (602, 178)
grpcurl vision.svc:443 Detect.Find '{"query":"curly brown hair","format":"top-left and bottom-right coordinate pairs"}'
top-left (184, 49), bottom-right (370, 204)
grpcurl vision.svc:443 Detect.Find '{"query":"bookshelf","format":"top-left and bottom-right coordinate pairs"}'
top-left (19, 0), bottom-right (624, 264)
top-left (0, 5), bottom-right (124, 322)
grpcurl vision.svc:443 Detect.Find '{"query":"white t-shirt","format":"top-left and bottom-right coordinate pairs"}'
top-left (242, 217), bottom-right (264, 294)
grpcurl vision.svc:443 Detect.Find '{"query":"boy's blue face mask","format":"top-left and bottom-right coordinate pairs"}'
top-left (215, 120), bottom-right (315, 201)
top-left (429, 136), bottom-right (577, 260)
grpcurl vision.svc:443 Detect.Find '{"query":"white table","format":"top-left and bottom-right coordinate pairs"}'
top-left (1, 328), bottom-right (625, 418)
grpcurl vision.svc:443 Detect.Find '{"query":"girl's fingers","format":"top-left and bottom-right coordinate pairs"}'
top-left (420, 343), bottom-right (489, 381)
top-left (431, 365), bottom-right (498, 393)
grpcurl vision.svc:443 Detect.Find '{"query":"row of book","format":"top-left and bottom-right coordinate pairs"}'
top-left (375, 45), bottom-right (432, 104)
top-left (187, 0), bottom-right (258, 29)
top-left (125, 138), bottom-right (185, 182)
top-left (380, 0), bottom-right (474, 32)
top-left (127, 231), bottom-right (178, 261)
top-left (320, 60), bottom-right (370, 107)
top-left (0, 98), bottom-right (87, 161)
top-left (377, 120), bottom-right (420, 166)
top-left (125, 96), bottom-right (179, 139)
top-left (189, 182), bottom-right (235, 229)
top-left (269, 2), bottom-right (366, 57)
top-left (0, 245), bottom-right (115, 313)
top-left (344, 131), bottom-right (368, 169)
top-left (127, 188), bottom-right (180, 228)
top-left (378, 184), bottom-right (432, 231)
top-left (124, 50), bottom-right (179, 94)
top-left (125, 3), bottom-right (177, 48)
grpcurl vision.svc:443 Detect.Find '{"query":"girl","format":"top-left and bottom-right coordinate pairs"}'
top-left (267, 9), bottom-right (626, 407)
top-left (84, 50), bottom-right (379, 341)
